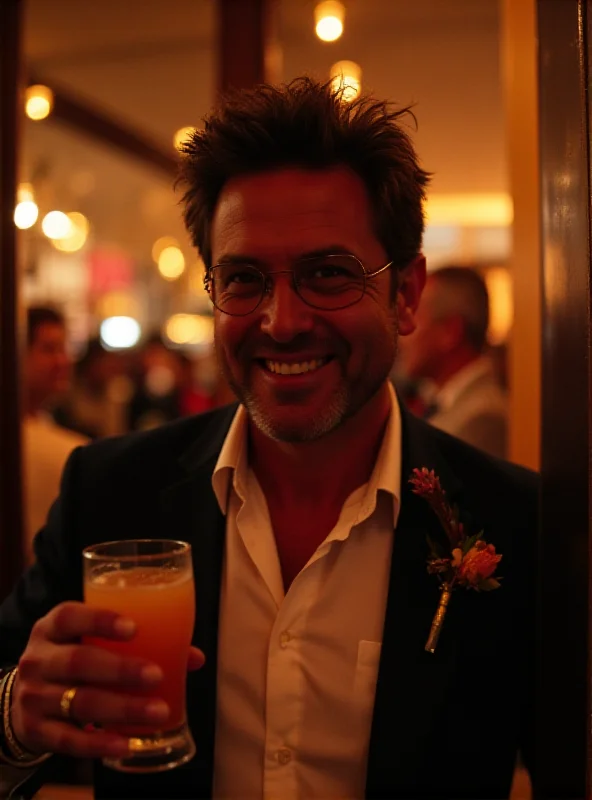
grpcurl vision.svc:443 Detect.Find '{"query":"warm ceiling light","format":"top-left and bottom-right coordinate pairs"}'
top-left (25, 85), bottom-right (54, 121)
top-left (173, 126), bottom-right (197, 151)
top-left (151, 235), bottom-right (179, 263)
top-left (315, 1), bottom-right (345, 42)
top-left (52, 212), bottom-right (90, 252)
top-left (14, 201), bottom-right (38, 230)
top-left (41, 211), bottom-right (72, 239)
top-left (158, 245), bottom-right (185, 280)
top-left (330, 60), bottom-right (361, 102)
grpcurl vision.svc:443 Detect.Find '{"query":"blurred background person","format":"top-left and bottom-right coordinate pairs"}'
top-left (127, 334), bottom-right (185, 431)
top-left (176, 350), bottom-right (216, 417)
top-left (22, 306), bottom-right (89, 562)
top-left (53, 338), bottom-right (132, 439)
top-left (396, 265), bottom-right (508, 459)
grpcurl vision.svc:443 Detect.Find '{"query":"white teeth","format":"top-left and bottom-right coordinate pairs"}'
top-left (265, 358), bottom-right (328, 375)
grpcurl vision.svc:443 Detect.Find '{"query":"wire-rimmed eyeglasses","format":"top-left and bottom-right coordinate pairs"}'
top-left (204, 254), bottom-right (394, 316)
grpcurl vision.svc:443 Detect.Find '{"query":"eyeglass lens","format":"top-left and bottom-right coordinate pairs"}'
top-left (210, 255), bottom-right (366, 314)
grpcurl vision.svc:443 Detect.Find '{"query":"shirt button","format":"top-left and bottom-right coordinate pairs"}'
top-left (279, 631), bottom-right (291, 648)
top-left (277, 748), bottom-right (292, 765)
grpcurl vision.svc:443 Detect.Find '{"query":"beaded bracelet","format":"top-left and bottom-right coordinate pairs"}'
top-left (0, 667), bottom-right (50, 767)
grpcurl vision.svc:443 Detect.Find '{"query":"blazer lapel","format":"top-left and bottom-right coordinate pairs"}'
top-left (158, 405), bottom-right (237, 796)
top-left (366, 408), bottom-right (464, 798)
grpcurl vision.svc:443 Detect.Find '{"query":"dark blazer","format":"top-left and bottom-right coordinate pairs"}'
top-left (0, 402), bottom-right (537, 800)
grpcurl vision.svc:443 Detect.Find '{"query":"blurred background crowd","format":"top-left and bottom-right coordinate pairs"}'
top-left (4, 0), bottom-right (592, 796)
top-left (12, 0), bottom-right (521, 572)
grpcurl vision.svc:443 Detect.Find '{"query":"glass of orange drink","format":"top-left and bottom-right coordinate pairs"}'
top-left (83, 539), bottom-right (196, 773)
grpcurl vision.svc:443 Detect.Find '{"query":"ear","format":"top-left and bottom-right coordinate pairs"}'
top-left (396, 255), bottom-right (426, 336)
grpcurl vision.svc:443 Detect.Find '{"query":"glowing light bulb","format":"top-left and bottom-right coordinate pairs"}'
top-left (173, 126), bottom-right (197, 151)
top-left (158, 246), bottom-right (185, 280)
top-left (41, 211), bottom-right (72, 239)
top-left (14, 201), bottom-right (39, 229)
top-left (315, 1), bottom-right (345, 42)
top-left (52, 212), bottom-right (90, 252)
top-left (100, 317), bottom-right (141, 350)
top-left (330, 60), bottom-right (362, 102)
top-left (25, 85), bottom-right (54, 121)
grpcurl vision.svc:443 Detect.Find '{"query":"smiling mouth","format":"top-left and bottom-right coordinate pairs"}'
top-left (261, 357), bottom-right (332, 376)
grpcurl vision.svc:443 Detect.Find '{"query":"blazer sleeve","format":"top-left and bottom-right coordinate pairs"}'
top-left (0, 446), bottom-right (85, 670)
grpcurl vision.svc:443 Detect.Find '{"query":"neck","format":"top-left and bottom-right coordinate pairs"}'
top-left (432, 349), bottom-right (481, 389)
top-left (249, 381), bottom-right (392, 510)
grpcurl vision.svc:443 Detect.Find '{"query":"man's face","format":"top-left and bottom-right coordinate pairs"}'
top-left (25, 322), bottom-right (72, 406)
top-left (210, 166), bottom-right (423, 442)
top-left (396, 277), bottom-right (449, 381)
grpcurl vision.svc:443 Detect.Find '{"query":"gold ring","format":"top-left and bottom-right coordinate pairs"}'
top-left (59, 687), bottom-right (78, 721)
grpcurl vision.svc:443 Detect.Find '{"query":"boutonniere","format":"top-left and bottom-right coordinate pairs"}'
top-left (409, 467), bottom-right (502, 654)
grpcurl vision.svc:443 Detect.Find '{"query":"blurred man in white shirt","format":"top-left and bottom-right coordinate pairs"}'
top-left (397, 267), bottom-right (508, 459)
top-left (22, 307), bottom-right (88, 560)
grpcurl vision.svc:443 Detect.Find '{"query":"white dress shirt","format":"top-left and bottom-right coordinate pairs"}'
top-left (211, 383), bottom-right (402, 799)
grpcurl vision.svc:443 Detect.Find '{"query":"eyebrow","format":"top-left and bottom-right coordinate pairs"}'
top-left (214, 246), bottom-right (356, 267)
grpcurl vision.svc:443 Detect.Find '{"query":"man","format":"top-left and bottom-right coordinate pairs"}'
top-left (0, 79), bottom-right (536, 799)
top-left (396, 266), bottom-right (508, 459)
top-left (22, 306), bottom-right (89, 562)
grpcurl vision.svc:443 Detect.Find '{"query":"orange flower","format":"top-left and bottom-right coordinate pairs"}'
top-left (457, 540), bottom-right (502, 588)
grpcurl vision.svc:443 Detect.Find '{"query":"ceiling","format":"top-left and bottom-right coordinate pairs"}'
top-left (18, 0), bottom-right (507, 327)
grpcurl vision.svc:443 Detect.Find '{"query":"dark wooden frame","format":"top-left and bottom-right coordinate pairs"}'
top-left (0, 0), bottom-right (24, 602)
top-left (537, 0), bottom-right (591, 796)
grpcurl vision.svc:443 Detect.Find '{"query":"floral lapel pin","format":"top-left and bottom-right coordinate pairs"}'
top-left (409, 467), bottom-right (502, 654)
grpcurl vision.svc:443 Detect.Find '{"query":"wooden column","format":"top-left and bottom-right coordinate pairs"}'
top-left (0, 0), bottom-right (24, 600)
top-left (216, 0), bottom-right (280, 94)
top-left (501, 0), bottom-right (541, 472)
top-left (536, 0), bottom-right (591, 797)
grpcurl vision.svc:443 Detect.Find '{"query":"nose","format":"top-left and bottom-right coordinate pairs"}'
top-left (259, 273), bottom-right (314, 343)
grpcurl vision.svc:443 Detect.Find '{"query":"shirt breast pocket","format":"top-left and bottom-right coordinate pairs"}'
top-left (354, 640), bottom-right (382, 707)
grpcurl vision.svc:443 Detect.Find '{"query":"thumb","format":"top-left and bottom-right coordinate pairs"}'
top-left (188, 646), bottom-right (206, 671)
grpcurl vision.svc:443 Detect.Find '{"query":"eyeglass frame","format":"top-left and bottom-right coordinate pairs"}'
top-left (203, 254), bottom-right (394, 316)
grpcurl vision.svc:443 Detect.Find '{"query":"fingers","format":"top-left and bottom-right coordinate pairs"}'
top-left (23, 719), bottom-right (131, 760)
top-left (187, 647), bottom-right (205, 671)
top-left (32, 602), bottom-right (136, 645)
top-left (20, 643), bottom-right (164, 688)
top-left (11, 602), bottom-right (203, 759)
top-left (19, 682), bottom-right (170, 729)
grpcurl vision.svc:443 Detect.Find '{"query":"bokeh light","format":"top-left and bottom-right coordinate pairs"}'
top-left (164, 313), bottom-right (213, 346)
top-left (14, 201), bottom-right (39, 230)
top-left (315, 1), bottom-right (345, 42)
top-left (158, 246), bottom-right (185, 280)
top-left (173, 126), bottom-right (197, 151)
top-left (52, 212), bottom-right (90, 252)
top-left (100, 316), bottom-right (141, 350)
top-left (41, 211), bottom-right (72, 240)
top-left (330, 60), bottom-right (362, 102)
top-left (25, 85), bottom-right (54, 121)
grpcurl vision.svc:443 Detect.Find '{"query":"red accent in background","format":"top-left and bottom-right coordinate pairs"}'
top-left (88, 248), bottom-right (134, 295)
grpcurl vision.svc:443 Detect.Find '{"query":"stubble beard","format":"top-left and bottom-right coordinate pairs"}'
top-left (218, 349), bottom-right (351, 442)
top-left (215, 309), bottom-right (399, 443)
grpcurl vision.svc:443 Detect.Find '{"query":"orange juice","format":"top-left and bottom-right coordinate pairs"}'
top-left (84, 566), bottom-right (195, 735)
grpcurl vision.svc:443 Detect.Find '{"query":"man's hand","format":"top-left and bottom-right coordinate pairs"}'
top-left (10, 602), bottom-right (205, 759)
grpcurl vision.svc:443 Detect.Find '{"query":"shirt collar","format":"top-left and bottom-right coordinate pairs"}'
top-left (212, 382), bottom-right (402, 524)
